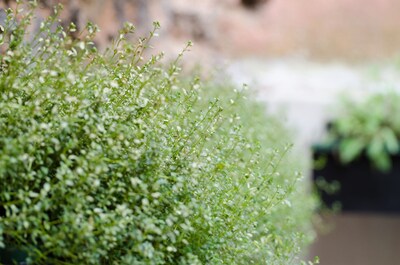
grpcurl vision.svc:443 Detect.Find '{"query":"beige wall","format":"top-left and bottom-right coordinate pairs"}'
top-left (3, 0), bottom-right (400, 60)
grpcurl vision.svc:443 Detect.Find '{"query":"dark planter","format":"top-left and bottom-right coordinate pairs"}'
top-left (313, 145), bottom-right (400, 213)
top-left (0, 247), bottom-right (28, 265)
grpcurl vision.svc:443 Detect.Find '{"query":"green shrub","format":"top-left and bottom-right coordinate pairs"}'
top-left (326, 92), bottom-right (400, 171)
top-left (0, 3), bottom-right (315, 264)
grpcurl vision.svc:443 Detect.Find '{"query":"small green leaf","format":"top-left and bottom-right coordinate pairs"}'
top-left (371, 152), bottom-right (391, 172)
top-left (339, 138), bottom-right (365, 164)
top-left (313, 155), bottom-right (327, 170)
top-left (381, 127), bottom-right (399, 154)
top-left (367, 135), bottom-right (385, 160)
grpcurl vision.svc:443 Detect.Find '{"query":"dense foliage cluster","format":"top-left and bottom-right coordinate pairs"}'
top-left (0, 3), bottom-right (314, 264)
top-left (328, 92), bottom-right (400, 171)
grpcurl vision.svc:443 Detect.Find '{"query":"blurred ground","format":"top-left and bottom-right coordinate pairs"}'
top-left (308, 213), bottom-right (400, 265)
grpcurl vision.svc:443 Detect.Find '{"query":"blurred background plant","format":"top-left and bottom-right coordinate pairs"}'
top-left (326, 92), bottom-right (400, 171)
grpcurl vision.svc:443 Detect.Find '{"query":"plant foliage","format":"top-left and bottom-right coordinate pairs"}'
top-left (327, 92), bottom-right (400, 171)
top-left (0, 3), bottom-right (315, 264)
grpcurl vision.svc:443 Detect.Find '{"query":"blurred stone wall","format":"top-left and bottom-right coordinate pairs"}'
top-left (2, 0), bottom-right (400, 60)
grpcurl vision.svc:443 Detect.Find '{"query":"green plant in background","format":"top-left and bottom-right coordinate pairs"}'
top-left (0, 2), bottom-right (315, 264)
top-left (327, 92), bottom-right (400, 171)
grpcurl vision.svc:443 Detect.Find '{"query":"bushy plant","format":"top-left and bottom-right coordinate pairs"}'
top-left (326, 92), bottom-right (400, 171)
top-left (0, 3), bottom-right (315, 264)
